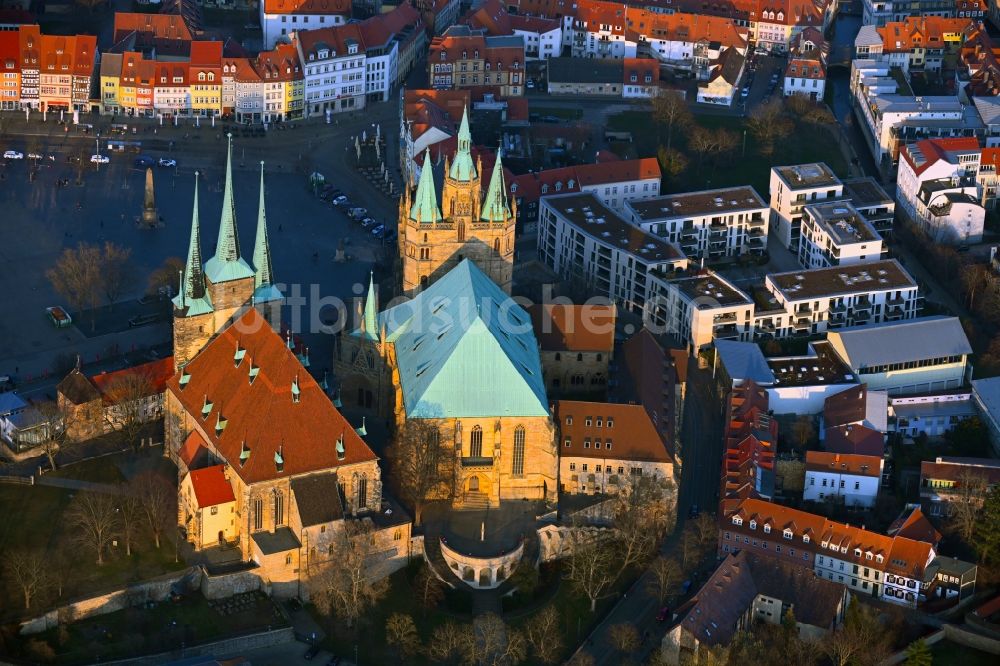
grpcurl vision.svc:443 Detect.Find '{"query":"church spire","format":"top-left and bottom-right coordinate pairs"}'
top-left (172, 172), bottom-right (212, 315)
top-left (253, 161), bottom-right (274, 290)
top-left (409, 150), bottom-right (442, 223)
top-left (481, 148), bottom-right (510, 223)
top-left (205, 134), bottom-right (255, 284)
top-left (448, 106), bottom-right (477, 182)
top-left (360, 271), bottom-right (378, 341)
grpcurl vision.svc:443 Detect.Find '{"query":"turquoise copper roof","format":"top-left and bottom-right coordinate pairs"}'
top-left (409, 150), bottom-right (442, 224)
top-left (448, 106), bottom-right (477, 182)
top-left (252, 162), bottom-right (282, 304)
top-left (480, 148), bottom-right (510, 223)
top-left (173, 172), bottom-right (214, 317)
top-left (353, 272), bottom-right (379, 340)
top-left (205, 134), bottom-right (255, 285)
top-left (376, 259), bottom-right (548, 418)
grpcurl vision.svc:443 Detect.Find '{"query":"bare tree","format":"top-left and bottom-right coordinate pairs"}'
top-left (960, 263), bottom-right (990, 311)
top-left (564, 529), bottom-right (621, 611)
top-left (657, 146), bottom-right (689, 181)
top-left (746, 99), bottom-right (793, 157)
top-left (386, 420), bottom-right (454, 526)
top-left (100, 242), bottom-right (135, 310)
top-left (648, 555), bottom-right (683, 604)
top-left (385, 612), bottom-right (421, 660)
top-left (4, 548), bottom-right (48, 609)
top-left (651, 90), bottom-right (692, 151)
top-left (413, 560), bottom-right (445, 608)
top-left (116, 484), bottom-right (144, 557)
top-left (949, 467), bottom-right (989, 542)
top-left (102, 369), bottom-right (154, 450)
top-left (465, 613), bottom-right (527, 666)
top-left (66, 491), bottom-right (119, 565)
top-left (133, 471), bottom-right (175, 549)
top-left (309, 520), bottom-right (389, 627)
top-left (427, 621), bottom-right (468, 664)
top-left (47, 242), bottom-right (104, 331)
top-left (821, 598), bottom-right (892, 666)
top-left (690, 512), bottom-right (719, 557)
top-left (612, 476), bottom-right (676, 571)
top-left (35, 400), bottom-right (80, 471)
top-left (608, 623), bottom-right (640, 657)
top-left (792, 415), bottom-right (816, 449)
top-left (524, 605), bottom-right (563, 664)
top-left (147, 256), bottom-right (185, 298)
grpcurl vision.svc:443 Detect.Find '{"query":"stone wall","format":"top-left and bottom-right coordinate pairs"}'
top-left (21, 568), bottom-right (201, 635)
top-left (200, 568), bottom-right (266, 600)
top-left (537, 524), bottom-right (610, 562)
top-left (440, 538), bottom-right (524, 589)
top-left (97, 626), bottom-right (295, 665)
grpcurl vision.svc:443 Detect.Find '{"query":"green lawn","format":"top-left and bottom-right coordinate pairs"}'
top-left (531, 107), bottom-right (584, 120)
top-left (48, 456), bottom-right (126, 484)
top-left (14, 591), bottom-right (285, 664)
top-left (606, 110), bottom-right (848, 195)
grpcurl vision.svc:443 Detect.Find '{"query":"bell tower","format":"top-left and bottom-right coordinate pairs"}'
top-left (172, 172), bottom-right (215, 371)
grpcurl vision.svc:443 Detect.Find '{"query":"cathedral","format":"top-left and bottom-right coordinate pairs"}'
top-left (398, 106), bottom-right (515, 296)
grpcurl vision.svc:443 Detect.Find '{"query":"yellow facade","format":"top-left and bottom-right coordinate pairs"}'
top-left (179, 472), bottom-right (238, 550)
top-left (189, 82), bottom-right (222, 115)
top-left (100, 74), bottom-right (119, 113)
top-left (286, 79), bottom-right (303, 118)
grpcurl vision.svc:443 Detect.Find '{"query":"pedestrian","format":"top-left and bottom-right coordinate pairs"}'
top-left (278, 224), bottom-right (283, 232)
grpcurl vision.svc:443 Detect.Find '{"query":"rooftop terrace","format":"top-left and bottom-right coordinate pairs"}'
top-left (628, 186), bottom-right (767, 222)
top-left (773, 163), bottom-right (841, 189)
top-left (805, 201), bottom-right (881, 245)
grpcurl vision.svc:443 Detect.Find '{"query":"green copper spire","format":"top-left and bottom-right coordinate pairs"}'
top-left (254, 161), bottom-right (274, 289)
top-left (360, 272), bottom-right (378, 340)
top-left (448, 106), bottom-right (476, 182)
top-left (409, 150), bottom-right (442, 224)
top-left (205, 134), bottom-right (255, 284)
top-left (480, 148), bottom-right (510, 223)
top-left (172, 172), bottom-right (213, 316)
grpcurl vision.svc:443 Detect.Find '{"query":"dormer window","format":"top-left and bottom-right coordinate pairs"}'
top-left (749, 520), bottom-right (757, 530)
top-left (462, 51), bottom-right (468, 59)
top-left (732, 516), bottom-right (743, 526)
top-left (866, 552), bottom-right (873, 560)
top-left (783, 529), bottom-right (793, 540)
top-left (474, 50), bottom-right (479, 58)
top-left (763, 524), bottom-right (771, 534)
top-left (802, 534), bottom-right (810, 543)
top-left (336, 433), bottom-right (345, 460)
top-left (440, 51), bottom-right (446, 61)
top-left (201, 396), bottom-right (213, 418)
top-left (876, 554), bottom-right (884, 563)
top-left (555, 181), bottom-right (562, 191)
top-left (511, 183), bottom-right (518, 193)
top-left (274, 447), bottom-right (284, 473)
top-left (318, 49), bottom-right (329, 59)
top-left (348, 44), bottom-right (357, 55)
top-left (179, 369), bottom-right (191, 388)
top-left (208, 72), bottom-right (215, 81)
top-left (292, 376), bottom-right (301, 404)
top-left (568, 179), bottom-right (575, 188)
top-left (854, 548), bottom-right (862, 557)
top-left (198, 72), bottom-right (206, 81)
top-left (541, 184), bottom-right (549, 194)
top-left (239, 441), bottom-right (250, 466)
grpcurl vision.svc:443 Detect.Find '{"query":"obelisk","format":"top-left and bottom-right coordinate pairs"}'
top-left (142, 167), bottom-right (158, 227)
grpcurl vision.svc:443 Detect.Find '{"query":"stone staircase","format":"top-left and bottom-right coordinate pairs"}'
top-left (456, 492), bottom-right (491, 511)
top-left (422, 521), bottom-right (465, 588)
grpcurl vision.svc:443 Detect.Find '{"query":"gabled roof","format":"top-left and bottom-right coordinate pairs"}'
top-left (291, 472), bottom-right (344, 526)
top-left (179, 430), bottom-right (211, 469)
top-left (827, 316), bottom-right (971, 369)
top-left (674, 551), bottom-right (759, 647)
top-left (379, 260), bottom-right (549, 418)
top-left (823, 385), bottom-right (888, 432)
top-left (900, 137), bottom-right (981, 177)
top-left (824, 424), bottom-right (884, 457)
top-left (556, 400), bottom-right (672, 463)
top-left (57, 368), bottom-right (101, 405)
top-left (0, 391), bottom-right (27, 417)
top-left (262, 0), bottom-right (351, 14)
top-left (90, 357), bottom-right (176, 401)
top-left (526, 303), bottom-right (616, 352)
top-left (887, 506), bottom-right (941, 546)
top-left (166, 308), bottom-right (378, 485)
top-left (805, 451), bottom-right (881, 477)
top-left (188, 465), bottom-right (236, 507)
top-left (715, 340), bottom-right (775, 385)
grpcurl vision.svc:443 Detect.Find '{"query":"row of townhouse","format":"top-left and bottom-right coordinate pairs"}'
top-left (783, 27), bottom-right (828, 101)
top-left (0, 26), bottom-right (96, 113)
top-left (428, 25), bottom-right (527, 97)
top-left (862, 0), bottom-right (986, 27)
top-left (854, 15), bottom-right (972, 75)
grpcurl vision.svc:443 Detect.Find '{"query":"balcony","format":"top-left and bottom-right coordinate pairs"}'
top-left (680, 228), bottom-right (698, 240)
top-left (795, 304), bottom-right (813, 314)
top-left (714, 324), bottom-right (740, 340)
top-left (854, 296), bottom-right (873, 311)
top-left (792, 317), bottom-right (811, 331)
top-left (748, 216), bottom-right (765, 228)
top-left (748, 228), bottom-right (766, 238)
top-left (714, 312), bottom-right (738, 324)
top-left (829, 302), bottom-right (847, 314)
top-left (886, 295), bottom-right (907, 307)
top-left (461, 456), bottom-right (494, 468)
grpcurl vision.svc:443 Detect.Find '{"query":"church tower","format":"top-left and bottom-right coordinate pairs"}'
top-left (171, 142), bottom-right (282, 371)
top-left (398, 106), bottom-right (515, 296)
top-left (203, 134), bottom-right (256, 334)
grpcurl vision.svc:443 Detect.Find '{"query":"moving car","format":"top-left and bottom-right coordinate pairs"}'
top-left (158, 158), bottom-right (177, 168)
top-left (134, 156), bottom-right (155, 168)
top-left (90, 154), bottom-right (110, 164)
top-left (3, 150), bottom-right (23, 159)
top-left (27, 152), bottom-right (43, 160)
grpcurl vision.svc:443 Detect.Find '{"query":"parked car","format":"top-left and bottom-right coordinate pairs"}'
top-left (371, 224), bottom-right (386, 237)
top-left (27, 152), bottom-right (43, 160)
top-left (46, 306), bottom-right (72, 328)
top-left (134, 156), bottom-right (155, 168)
top-left (332, 195), bottom-right (349, 206)
top-left (90, 154), bottom-right (110, 164)
top-left (3, 150), bottom-right (23, 159)
top-left (348, 207), bottom-right (368, 219)
top-left (158, 158), bottom-right (177, 167)
top-left (741, 87), bottom-right (750, 98)
top-left (360, 216), bottom-right (375, 226)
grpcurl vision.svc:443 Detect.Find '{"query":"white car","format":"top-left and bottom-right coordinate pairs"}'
top-left (3, 150), bottom-right (23, 160)
top-left (158, 158), bottom-right (177, 168)
top-left (27, 152), bottom-right (43, 160)
top-left (90, 154), bottom-right (110, 164)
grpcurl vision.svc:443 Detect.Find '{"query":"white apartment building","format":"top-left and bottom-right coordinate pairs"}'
top-left (862, 0), bottom-right (967, 26)
top-left (843, 177), bottom-right (896, 237)
top-left (761, 259), bottom-right (919, 338)
top-left (784, 58), bottom-right (826, 100)
top-left (360, 37), bottom-right (398, 104)
top-left (897, 137), bottom-right (985, 244)
top-left (294, 25), bottom-right (367, 117)
top-left (644, 270), bottom-right (755, 352)
top-left (625, 186), bottom-right (768, 261)
top-left (798, 201), bottom-right (884, 270)
top-left (827, 316), bottom-right (972, 396)
top-left (769, 163), bottom-right (844, 251)
top-left (537, 192), bottom-right (689, 314)
top-left (510, 15), bottom-right (562, 60)
top-left (804, 451), bottom-right (883, 508)
top-left (889, 392), bottom-right (977, 438)
top-left (259, 0), bottom-right (349, 50)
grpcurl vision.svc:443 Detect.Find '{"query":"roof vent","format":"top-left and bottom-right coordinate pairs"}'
top-left (215, 412), bottom-right (227, 437)
top-left (234, 342), bottom-right (246, 367)
top-left (248, 361), bottom-right (260, 384)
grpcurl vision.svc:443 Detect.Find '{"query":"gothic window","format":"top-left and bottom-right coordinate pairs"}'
top-left (253, 498), bottom-right (263, 531)
top-left (423, 233), bottom-right (428, 243)
top-left (458, 222), bottom-right (466, 242)
top-left (273, 491), bottom-right (284, 526)
top-left (494, 238), bottom-right (500, 253)
top-left (420, 275), bottom-right (428, 288)
top-left (357, 475), bottom-right (368, 509)
top-left (470, 425), bottom-right (483, 457)
top-left (512, 426), bottom-right (525, 477)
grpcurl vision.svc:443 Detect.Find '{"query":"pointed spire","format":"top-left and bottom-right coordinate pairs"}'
top-left (481, 148), bottom-right (510, 223)
top-left (205, 135), bottom-right (255, 284)
top-left (253, 161), bottom-right (274, 290)
top-left (409, 150), bottom-right (442, 224)
top-left (182, 173), bottom-right (206, 302)
top-left (360, 271), bottom-right (379, 341)
top-left (449, 106), bottom-right (477, 182)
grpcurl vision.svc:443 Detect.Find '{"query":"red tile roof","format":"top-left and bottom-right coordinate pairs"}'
top-left (0, 31), bottom-right (20, 73)
top-left (113, 12), bottom-right (193, 45)
top-left (262, 0), bottom-right (351, 14)
top-left (179, 429), bottom-right (210, 468)
top-left (887, 506), bottom-right (941, 546)
top-left (257, 43), bottom-right (302, 82)
top-left (189, 464), bottom-right (236, 507)
top-left (527, 303), bottom-right (616, 352)
top-left (166, 308), bottom-right (378, 485)
top-left (900, 136), bottom-right (982, 177)
top-left (91, 356), bottom-right (176, 401)
top-left (876, 16), bottom-right (972, 53)
top-left (824, 424), bottom-right (885, 457)
top-left (555, 400), bottom-right (673, 463)
top-left (623, 57), bottom-right (658, 86)
top-left (805, 451), bottom-right (881, 477)
top-left (920, 457), bottom-right (1000, 485)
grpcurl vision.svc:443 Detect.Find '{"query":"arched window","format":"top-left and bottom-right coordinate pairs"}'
top-left (512, 426), bottom-right (525, 477)
top-left (253, 498), bottom-right (263, 531)
top-left (577, 353), bottom-right (583, 362)
top-left (494, 238), bottom-right (500, 252)
top-left (470, 425), bottom-right (483, 457)
top-left (458, 222), bottom-right (466, 242)
top-left (357, 474), bottom-right (368, 509)
top-left (393, 529), bottom-right (402, 541)
top-left (555, 352), bottom-right (561, 361)
top-left (273, 491), bottom-right (284, 526)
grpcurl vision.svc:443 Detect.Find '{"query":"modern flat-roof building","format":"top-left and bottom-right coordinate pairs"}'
top-left (763, 259), bottom-right (919, 337)
top-left (538, 192), bottom-right (689, 313)
top-left (972, 377), bottom-right (1000, 455)
top-left (645, 270), bottom-right (755, 352)
top-left (920, 456), bottom-right (1000, 517)
top-left (769, 163), bottom-right (844, 252)
top-left (842, 177), bottom-right (896, 238)
top-left (826, 316), bottom-right (971, 396)
top-left (625, 186), bottom-right (769, 261)
top-left (798, 201), bottom-right (884, 269)
top-left (888, 391), bottom-right (976, 438)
